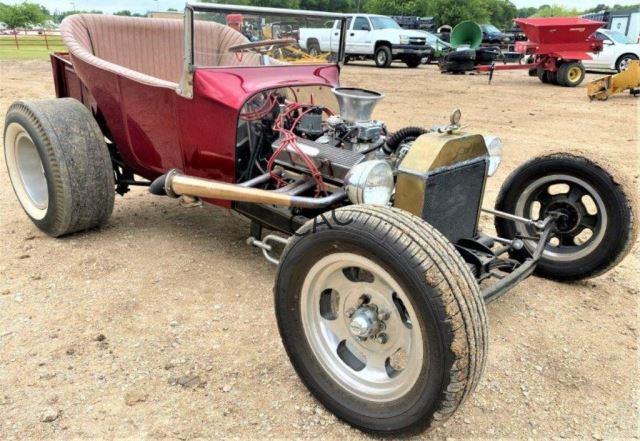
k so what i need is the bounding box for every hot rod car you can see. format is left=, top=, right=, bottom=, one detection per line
left=3, top=3, right=637, bottom=436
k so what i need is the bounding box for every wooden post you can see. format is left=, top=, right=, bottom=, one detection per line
left=43, top=29, right=50, bottom=50
left=14, top=31, right=19, bottom=50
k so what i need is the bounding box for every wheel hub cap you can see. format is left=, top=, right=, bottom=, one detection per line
left=349, top=306, right=380, bottom=339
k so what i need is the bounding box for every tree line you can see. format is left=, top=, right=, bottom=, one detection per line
left=1, top=1, right=639, bottom=30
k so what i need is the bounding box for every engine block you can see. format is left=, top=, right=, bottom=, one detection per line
left=271, top=137, right=366, bottom=182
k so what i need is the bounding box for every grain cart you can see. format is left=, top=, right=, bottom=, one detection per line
left=3, top=3, right=637, bottom=436
left=477, top=17, right=605, bottom=87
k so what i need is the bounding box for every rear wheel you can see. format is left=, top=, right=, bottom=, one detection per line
left=405, top=56, right=421, bottom=68
left=3, top=99, right=115, bottom=237
left=374, top=45, right=392, bottom=68
left=495, top=151, right=637, bottom=281
left=275, top=206, right=487, bottom=435
left=557, top=62, right=585, bottom=87
left=307, top=40, right=321, bottom=57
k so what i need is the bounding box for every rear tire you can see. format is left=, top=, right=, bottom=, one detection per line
left=275, top=206, right=487, bottom=435
left=374, top=45, right=392, bottom=68
left=405, top=56, right=421, bottom=68
left=3, top=99, right=115, bottom=237
left=307, top=40, right=321, bottom=57
left=557, top=62, right=585, bottom=87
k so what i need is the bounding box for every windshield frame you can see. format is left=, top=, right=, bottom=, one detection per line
left=370, top=16, right=401, bottom=30
left=179, top=3, right=348, bottom=98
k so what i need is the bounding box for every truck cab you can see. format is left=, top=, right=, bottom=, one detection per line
left=300, top=14, right=433, bottom=68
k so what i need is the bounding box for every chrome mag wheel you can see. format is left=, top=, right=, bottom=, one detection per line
left=301, top=253, right=423, bottom=402
left=4, top=122, right=49, bottom=220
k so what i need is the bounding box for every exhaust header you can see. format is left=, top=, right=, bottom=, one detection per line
left=149, top=169, right=346, bottom=209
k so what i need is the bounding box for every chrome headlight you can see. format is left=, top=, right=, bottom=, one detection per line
left=346, top=160, right=394, bottom=205
left=483, top=135, right=503, bottom=177
left=399, top=35, right=411, bottom=45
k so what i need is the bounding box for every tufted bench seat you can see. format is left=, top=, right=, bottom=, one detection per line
left=60, top=14, right=259, bottom=89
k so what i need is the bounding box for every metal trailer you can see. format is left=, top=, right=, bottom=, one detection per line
left=477, top=17, right=604, bottom=87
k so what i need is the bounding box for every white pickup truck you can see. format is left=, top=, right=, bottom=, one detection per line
left=299, top=14, right=434, bottom=68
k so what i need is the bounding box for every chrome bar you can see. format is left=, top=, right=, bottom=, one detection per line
left=482, top=207, right=546, bottom=229
left=188, top=2, right=347, bottom=19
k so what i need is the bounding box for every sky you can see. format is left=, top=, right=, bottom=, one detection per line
left=20, top=0, right=640, bottom=15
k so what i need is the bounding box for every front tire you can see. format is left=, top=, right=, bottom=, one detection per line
left=495, top=151, right=637, bottom=281
left=374, top=45, right=392, bottom=68
left=3, top=99, right=115, bottom=237
left=616, top=54, right=638, bottom=72
left=275, top=206, right=487, bottom=435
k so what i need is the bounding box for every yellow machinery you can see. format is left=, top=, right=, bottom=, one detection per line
left=587, top=60, right=640, bottom=101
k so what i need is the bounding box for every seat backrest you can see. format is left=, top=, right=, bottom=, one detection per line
left=61, top=14, right=259, bottom=86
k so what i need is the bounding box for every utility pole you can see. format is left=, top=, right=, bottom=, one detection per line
left=70, top=2, right=76, bottom=12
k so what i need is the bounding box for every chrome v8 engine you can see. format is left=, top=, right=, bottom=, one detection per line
left=271, top=87, right=387, bottom=182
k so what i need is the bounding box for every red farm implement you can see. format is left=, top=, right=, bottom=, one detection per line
left=478, top=17, right=605, bottom=87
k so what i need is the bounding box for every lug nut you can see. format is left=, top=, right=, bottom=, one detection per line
left=377, top=311, right=390, bottom=321
left=376, top=333, right=388, bottom=344
left=346, top=308, right=356, bottom=318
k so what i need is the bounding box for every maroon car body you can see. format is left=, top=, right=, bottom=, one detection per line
left=52, top=53, right=339, bottom=207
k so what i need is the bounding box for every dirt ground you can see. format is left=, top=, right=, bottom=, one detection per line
left=0, top=59, right=638, bottom=440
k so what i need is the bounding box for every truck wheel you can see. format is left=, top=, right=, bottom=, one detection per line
left=405, top=56, right=421, bottom=68
left=557, top=62, right=585, bottom=87
left=374, top=46, right=392, bottom=68
left=495, top=151, right=637, bottom=281
left=275, top=206, right=487, bottom=435
left=3, top=99, right=115, bottom=237
left=307, top=40, right=321, bottom=57
left=616, top=54, right=638, bottom=72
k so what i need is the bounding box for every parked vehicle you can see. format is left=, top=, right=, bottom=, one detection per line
left=504, top=23, right=527, bottom=43
left=392, top=15, right=436, bottom=32
left=299, top=14, right=433, bottom=68
left=480, top=23, right=512, bottom=45
left=4, top=3, right=637, bottom=436
left=584, top=28, right=640, bottom=72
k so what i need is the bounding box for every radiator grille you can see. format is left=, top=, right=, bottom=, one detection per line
left=421, top=158, right=488, bottom=243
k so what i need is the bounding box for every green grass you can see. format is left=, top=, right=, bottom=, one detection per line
left=0, top=35, right=67, bottom=60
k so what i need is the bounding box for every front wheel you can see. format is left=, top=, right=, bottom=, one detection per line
left=374, top=46, right=392, bottom=68
left=275, top=206, right=487, bottom=435
left=495, top=151, right=637, bottom=281
left=616, top=54, right=638, bottom=72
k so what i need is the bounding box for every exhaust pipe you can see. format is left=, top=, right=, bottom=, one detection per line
left=149, top=169, right=346, bottom=209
